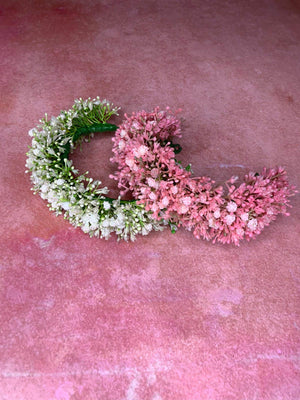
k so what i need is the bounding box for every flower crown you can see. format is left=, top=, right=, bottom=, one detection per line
left=26, top=98, right=296, bottom=244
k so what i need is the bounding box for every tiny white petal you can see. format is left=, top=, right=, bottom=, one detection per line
left=182, top=196, right=192, bottom=206
left=214, top=209, right=221, bottom=219
left=161, top=196, right=169, bottom=207
left=247, top=219, right=258, bottom=231
left=240, top=212, right=249, bottom=222
left=61, top=202, right=70, bottom=210
left=118, top=140, right=125, bottom=150
left=226, top=201, right=237, bottom=213
left=103, top=201, right=111, bottom=210
left=225, top=214, right=236, bottom=226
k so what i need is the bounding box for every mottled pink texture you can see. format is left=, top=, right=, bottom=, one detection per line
left=0, top=0, right=300, bottom=399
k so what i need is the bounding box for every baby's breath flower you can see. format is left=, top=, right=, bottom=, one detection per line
left=26, top=98, right=164, bottom=240
left=103, top=201, right=111, bottom=210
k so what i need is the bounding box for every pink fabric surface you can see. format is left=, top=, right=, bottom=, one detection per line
left=0, top=0, right=299, bottom=399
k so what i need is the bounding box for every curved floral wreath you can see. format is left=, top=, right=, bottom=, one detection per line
left=26, top=98, right=164, bottom=240
left=110, top=108, right=296, bottom=245
left=26, top=97, right=296, bottom=244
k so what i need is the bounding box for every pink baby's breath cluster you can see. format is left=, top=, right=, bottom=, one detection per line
left=110, top=108, right=296, bottom=245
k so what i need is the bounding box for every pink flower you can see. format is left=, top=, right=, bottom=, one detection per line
left=151, top=168, right=159, bottom=178
left=110, top=108, right=296, bottom=245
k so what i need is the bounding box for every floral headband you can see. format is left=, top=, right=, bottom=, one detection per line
left=26, top=98, right=296, bottom=245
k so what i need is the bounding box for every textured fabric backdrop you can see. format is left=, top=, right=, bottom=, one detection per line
left=0, top=0, right=299, bottom=399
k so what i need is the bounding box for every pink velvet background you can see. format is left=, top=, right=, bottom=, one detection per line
left=1, top=0, right=300, bottom=399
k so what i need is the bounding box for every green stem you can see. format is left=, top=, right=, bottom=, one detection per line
left=61, top=123, right=118, bottom=160
left=73, top=123, right=118, bottom=142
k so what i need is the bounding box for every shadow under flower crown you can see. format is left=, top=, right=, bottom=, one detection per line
left=26, top=97, right=296, bottom=244
left=110, top=107, right=297, bottom=245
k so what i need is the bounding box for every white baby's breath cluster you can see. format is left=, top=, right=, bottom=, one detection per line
left=25, top=97, right=164, bottom=240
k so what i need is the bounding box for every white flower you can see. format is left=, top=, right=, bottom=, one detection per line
left=40, top=183, right=50, bottom=193
left=61, top=202, right=70, bottom=210
left=55, top=179, right=65, bottom=186
left=133, top=145, right=148, bottom=157
left=116, top=211, right=125, bottom=223
left=125, top=158, right=135, bottom=169
left=179, top=205, right=189, bottom=214
left=161, top=196, right=169, bottom=207
left=209, top=218, right=218, bottom=229
left=50, top=116, right=57, bottom=126
left=247, top=219, right=258, bottom=231
left=28, top=128, right=36, bottom=137
left=240, top=212, right=249, bottom=222
left=132, top=121, right=140, bottom=130
left=149, top=192, right=157, bottom=201
left=101, top=219, right=110, bottom=228
left=103, top=201, right=111, bottom=210
left=225, top=214, right=236, bottom=226
left=47, top=190, right=57, bottom=202
left=109, top=217, right=117, bottom=227
left=171, top=186, right=178, bottom=195
left=25, top=158, right=33, bottom=169
left=81, top=224, right=90, bottom=233
left=226, top=201, right=237, bottom=213
left=118, top=140, right=125, bottom=150
left=82, top=212, right=99, bottom=230
left=142, top=225, right=152, bottom=235
left=147, top=177, right=159, bottom=189
left=214, top=209, right=221, bottom=219
left=182, top=196, right=192, bottom=206
left=119, top=129, right=127, bottom=138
